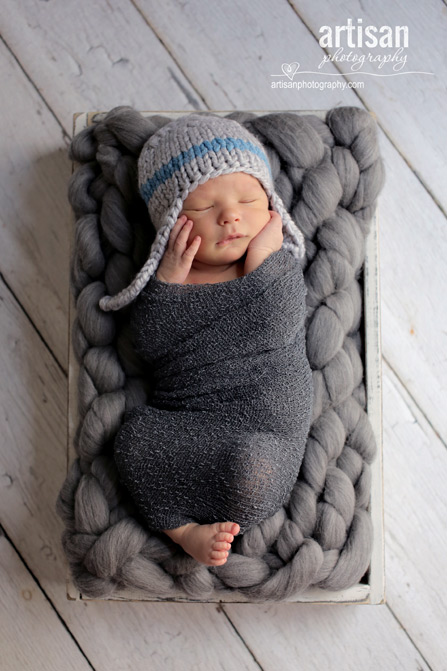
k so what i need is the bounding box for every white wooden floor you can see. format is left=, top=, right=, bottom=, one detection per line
left=1, top=1, right=446, bottom=669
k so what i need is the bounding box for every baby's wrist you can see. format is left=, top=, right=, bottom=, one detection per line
left=155, top=270, right=169, bottom=283
left=244, top=248, right=272, bottom=274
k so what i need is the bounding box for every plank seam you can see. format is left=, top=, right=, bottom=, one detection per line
left=129, top=0, right=209, bottom=110
left=384, top=599, right=435, bottom=671
left=0, top=35, right=71, bottom=143
left=382, top=355, right=446, bottom=450
left=0, top=271, right=67, bottom=378
left=0, top=523, right=96, bottom=671
left=219, top=605, right=266, bottom=670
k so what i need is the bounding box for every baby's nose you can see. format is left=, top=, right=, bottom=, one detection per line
left=219, top=208, right=240, bottom=225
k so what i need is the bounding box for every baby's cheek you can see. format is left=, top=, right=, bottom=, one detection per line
left=259, top=206, right=271, bottom=223
left=255, top=209, right=271, bottom=232
left=187, top=223, right=205, bottom=249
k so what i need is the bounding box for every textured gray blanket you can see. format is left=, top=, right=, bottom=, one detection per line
left=56, top=106, right=384, bottom=602
left=114, top=247, right=313, bottom=533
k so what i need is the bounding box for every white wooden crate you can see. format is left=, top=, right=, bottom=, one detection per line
left=65, top=110, right=385, bottom=604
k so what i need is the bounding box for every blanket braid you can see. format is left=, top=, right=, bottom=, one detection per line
left=56, top=106, right=384, bottom=601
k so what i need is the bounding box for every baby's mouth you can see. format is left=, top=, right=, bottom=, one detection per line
left=217, top=234, right=245, bottom=246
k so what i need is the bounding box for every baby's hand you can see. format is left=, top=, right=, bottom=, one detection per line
left=247, top=210, right=283, bottom=255
left=156, top=215, right=201, bottom=283
left=244, top=211, right=283, bottom=274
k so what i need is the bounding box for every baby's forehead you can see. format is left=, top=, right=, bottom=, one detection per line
left=188, top=172, right=265, bottom=198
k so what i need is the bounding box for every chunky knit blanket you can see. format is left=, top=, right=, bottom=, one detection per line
left=56, top=106, right=384, bottom=602
left=114, top=247, right=312, bottom=534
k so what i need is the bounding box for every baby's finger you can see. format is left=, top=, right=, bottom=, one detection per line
left=167, top=215, right=188, bottom=250
left=268, top=210, right=283, bottom=226
left=173, top=219, right=194, bottom=254
left=182, top=236, right=201, bottom=262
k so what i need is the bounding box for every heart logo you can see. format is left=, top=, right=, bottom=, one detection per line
left=281, top=62, right=300, bottom=80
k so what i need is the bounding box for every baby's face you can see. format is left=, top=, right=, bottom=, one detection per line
left=180, top=172, right=271, bottom=267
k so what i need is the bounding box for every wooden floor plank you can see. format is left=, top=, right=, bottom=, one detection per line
left=0, top=38, right=70, bottom=369
left=223, top=602, right=431, bottom=671
left=1, top=0, right=205, bottom=133
left=0, top=531, right=93, bottom=671
left=382, top=360, right=447, bottom=671
left=135, top=0, right=363, bottom=110
left=378, top=130, right=447, bottom=445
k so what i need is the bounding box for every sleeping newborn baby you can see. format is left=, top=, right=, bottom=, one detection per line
left=99, top=114, right=313, bottom=567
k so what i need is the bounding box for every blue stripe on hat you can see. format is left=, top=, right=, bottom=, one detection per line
left=140, top=136, right=271, bottom=204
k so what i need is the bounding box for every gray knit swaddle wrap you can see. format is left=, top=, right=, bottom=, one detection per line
left=113, top=248, right=312, bottom=533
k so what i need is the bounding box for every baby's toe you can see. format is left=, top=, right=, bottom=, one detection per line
left=210, top=557, right=228, bottom=567
left=213, top=540, right=231, bottom=551
left=215, top=532, right=234, bottom=544
left=219, top=522, right=240, bottom=536
left=210, top=549, right=229, bottom=559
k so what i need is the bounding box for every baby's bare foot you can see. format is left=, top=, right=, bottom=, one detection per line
left=173, top=521, right=240, bottom=566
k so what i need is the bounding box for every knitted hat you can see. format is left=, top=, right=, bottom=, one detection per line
left=99, top=113, right=306, bottom=311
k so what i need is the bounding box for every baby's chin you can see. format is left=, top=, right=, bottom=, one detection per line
left=215, top=242, right=250, bottom=262
left=194, top=239, right=248, bottom=265
left=219, top=237, right=251, bottom=251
